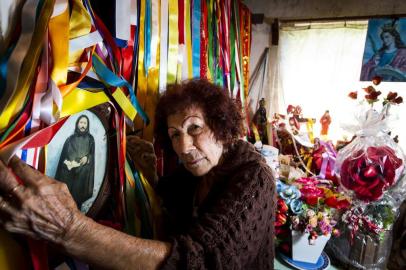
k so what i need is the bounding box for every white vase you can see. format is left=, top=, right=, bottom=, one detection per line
left=291, top=230, right=331, bottom=263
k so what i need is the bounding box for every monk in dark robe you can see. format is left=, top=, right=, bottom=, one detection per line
left=55, top=115, right=95, bottom=209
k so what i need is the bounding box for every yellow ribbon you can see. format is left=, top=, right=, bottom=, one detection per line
left=144, top=68, right=159, bottom=141
left=143, top=1, right=160, bottom=142
left=49, top=1, right=69, bottom=86
left=306, top=118, right=315, bottom=143
left=167, top=0, right=178, bottom=84
left=112, top=88, right=138, bottom=121
left=61, top=88, right=109, bottom=117
left=134, top=0, right=148, bottom=132
left=185, top=0, right=193, bottom=79
left=68, top=0, right=92, bottom=64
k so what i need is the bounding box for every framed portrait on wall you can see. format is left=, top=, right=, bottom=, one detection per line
left=360, top=18, right=406, bottom=82
left=46, top=103, right=114, bottom=217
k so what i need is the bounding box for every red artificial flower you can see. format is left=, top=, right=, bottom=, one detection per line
left=372, top=76, right=382, bottom=85
left=382, top=92, right=403, bottom=105
left=386, top=91, right=398, bottom=101
left=340, top=146, right=403, bottom=202
left=394, top=96, right=403, bottom=104
left=275, top=213, right=288, bottom=227
left=287, top=105, right=295, bottom=113
left=299, top=185, right=324, bottom=206
left=325, top=196, right=350, bottom=209
left=348, top=91, right=358, bottom=99
left=277, top=198, right=289, bottom=213
left=363, top=86, right=375, bottom=94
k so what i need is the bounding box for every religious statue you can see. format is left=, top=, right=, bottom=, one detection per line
left=320, top=110, right=331, bottom=137
left=253, top=98, right=268, bottom=144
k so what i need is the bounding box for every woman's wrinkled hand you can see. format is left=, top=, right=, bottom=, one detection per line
left=127, top=135, right=158, bottom=186
left=0, top=156, right=83, bottom=245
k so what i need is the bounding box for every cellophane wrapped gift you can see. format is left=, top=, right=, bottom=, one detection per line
left=328, top=196, right=398, bottom=269
left=328, top=87, right=406, bottom=269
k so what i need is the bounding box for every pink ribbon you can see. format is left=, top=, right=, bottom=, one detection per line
left=318, top=140, right=337, bottom=179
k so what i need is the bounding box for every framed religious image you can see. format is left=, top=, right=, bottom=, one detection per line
left=45, top=103, right=113, bottom=217
left=360, top=18, right=406, bottom=82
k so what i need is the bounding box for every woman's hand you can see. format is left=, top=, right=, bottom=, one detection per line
left=0, top=156, right=171, bottom=269
left=127, top=135, right=158, bottom=187
left=0, top=156, right=83, bottom=245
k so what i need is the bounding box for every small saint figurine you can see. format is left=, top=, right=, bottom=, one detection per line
left=253, top=98, right=268, bottom=144
left=320, top=110, right=331, bottom=137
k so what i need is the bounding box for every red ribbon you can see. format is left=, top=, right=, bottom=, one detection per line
left=178, top=0, right=185, bottom=44
left=21, top=117, right=68, bottom=149
left=200, top=0, right=208, bottom=79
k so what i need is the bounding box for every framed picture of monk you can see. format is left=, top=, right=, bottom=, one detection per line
left=46, top=104, right=112, bottom=217
left=360, top=18, right=406, bottom=82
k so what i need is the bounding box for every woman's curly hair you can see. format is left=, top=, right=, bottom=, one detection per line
left=154, top=79, right=245, bottom=152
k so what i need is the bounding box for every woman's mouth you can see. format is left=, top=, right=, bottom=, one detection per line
left=186, top=158, right=205, bottom=166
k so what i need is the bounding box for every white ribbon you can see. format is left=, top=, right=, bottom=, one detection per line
left=159, top=0, right=168, bottom=92
left=115, top=0, right=131, bottom=41
left=51, top=0, right=68, bottom=18
left=69, top=30, right=103, bottom=53
left=150, top=0, right=159, bottom=67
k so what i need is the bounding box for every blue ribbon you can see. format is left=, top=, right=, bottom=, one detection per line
left=0, top=46, right=14, bottom=99
left=132, top=0, right=141, bottom=93
left=114, top=37, right=128, bottom=48
left=20, top=119, right=32, bottom=162
left=77, top=80, right=105, bottom=90
left=144, top=0, right=151, bottom=75
left=92, top=54, right=149, bottom=124
left=192, top=0, right=201, bottom=78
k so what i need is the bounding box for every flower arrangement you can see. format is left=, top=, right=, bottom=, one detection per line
left=276, top=178, right=350, bottom=246
left=328, top=77, right=405, bottom=269
left=338, top=76, right=404, bottom=202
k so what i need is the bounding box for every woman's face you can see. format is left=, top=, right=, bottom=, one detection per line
left=167, top=106, right=224, bottom=176
left=382, top=32, right=395, bottom=48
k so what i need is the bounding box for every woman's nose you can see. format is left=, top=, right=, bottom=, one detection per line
left=178, top=134, right=195, bottom=154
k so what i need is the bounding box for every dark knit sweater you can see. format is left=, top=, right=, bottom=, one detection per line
left=156, top=140, right=275, bottom=269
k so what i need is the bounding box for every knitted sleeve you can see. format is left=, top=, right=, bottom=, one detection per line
left=160, top=164, right=275, bottom=270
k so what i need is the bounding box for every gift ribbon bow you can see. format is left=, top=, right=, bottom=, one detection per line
left=344, top=207, right=383, bottom=244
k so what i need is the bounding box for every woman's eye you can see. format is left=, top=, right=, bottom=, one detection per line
left=189, top=125, right=202, bottom=135
left=170, top=133, right=180, bottom=140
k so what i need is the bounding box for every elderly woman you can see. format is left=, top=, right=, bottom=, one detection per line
left=0, top=79, right=275, bottom=269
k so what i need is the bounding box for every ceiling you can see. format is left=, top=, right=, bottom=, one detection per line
left=243, top=0, right=406, bottom=21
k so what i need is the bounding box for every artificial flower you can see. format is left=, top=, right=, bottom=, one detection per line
left=363, top=85, right=375, bottom=94
left=290, top=199, right=304, bottom=215
left=365, top=90, right=382, bottom=104
left=372, top=76, right=382, bottom=85
left=340, top=146, right=403, bottom=202
left=348, top=91, right=358, bottom=99
left=394, top=96, right=403, bottom=104
left=277, top=181, right=301, bottom=204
